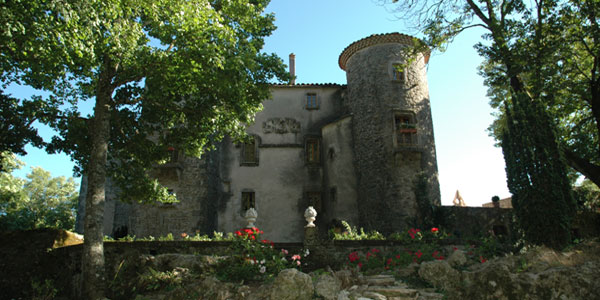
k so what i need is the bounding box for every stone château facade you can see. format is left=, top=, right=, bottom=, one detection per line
left=76, top=33, right=441, bottom=242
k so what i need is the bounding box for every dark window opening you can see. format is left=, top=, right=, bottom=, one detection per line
left=242, top=192, right=255, bottom=212
left=306, top=138, right=320, bottom=163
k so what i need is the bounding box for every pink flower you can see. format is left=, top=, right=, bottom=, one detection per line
left=281, top=249, right=288, bottom=255
left=181, top=232, right=188, bottom=238
left=292, top=254, right=301, bottom=261
left=296, top=260, right=301, bottom=266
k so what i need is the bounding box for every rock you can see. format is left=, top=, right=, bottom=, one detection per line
left=446, top=249, right=467, bottom=267
left=270, top=268, right=314, bottom=300
left=418, top=260, right=460, bottom=291
left=334, top=269, right=356, bottom=288
left=337, top=290, right=351, bottom=300
left=366, top=286, right=418, bottom=298
left=314, top=273, right=342, bottom=300
left=364, top=274, right=396, bottom=286
left=362, top=291, right=387, bottom=300
left=395, top=263, right=419, bottom=277
left=417, top=291, right=445, bottom=300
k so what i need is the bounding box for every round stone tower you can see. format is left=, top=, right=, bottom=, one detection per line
left=339, top=33, right=440, bottom=233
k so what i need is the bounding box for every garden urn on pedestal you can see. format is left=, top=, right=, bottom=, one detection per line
left=304, top=206, right=317, bottom=228
left=245, top=207, right=258, bottom=228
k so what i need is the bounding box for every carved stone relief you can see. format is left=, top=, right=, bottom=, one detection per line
left=262, top=118, right=301, bottom=134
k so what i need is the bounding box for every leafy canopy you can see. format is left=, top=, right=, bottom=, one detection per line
left=2, top=0, right=288, bottom=203
left=0, top=152, right=78, bottom=231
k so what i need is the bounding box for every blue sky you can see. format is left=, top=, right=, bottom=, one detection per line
left=9, top=0, right=511, bottom=206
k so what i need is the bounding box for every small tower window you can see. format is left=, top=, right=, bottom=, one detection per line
left=242, top=191, right=255, bottom=212
left=306, top=93, right=318, bottom=109
left=395, top=114, right=418, bottom=146
left=391, top=63, right=405, bottom=82
left=306, top=138, right=321, bottom=163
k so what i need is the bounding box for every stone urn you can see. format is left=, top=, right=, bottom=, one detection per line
left=304, top=206, right=317, bottom=228
left=245, top=207, right=258, bottom=228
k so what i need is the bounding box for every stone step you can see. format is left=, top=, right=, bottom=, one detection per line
left=364, top=275, right=396, bottom=286
left=366, top=286, right=418, bottom=298
left=416, top=291, right=445, bottom=300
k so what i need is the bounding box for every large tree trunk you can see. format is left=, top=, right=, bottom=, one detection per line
left=82, top=67, right=114, bottom=300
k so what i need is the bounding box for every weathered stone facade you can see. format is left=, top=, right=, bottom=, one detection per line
left=76, top=33, right=441, bottom=242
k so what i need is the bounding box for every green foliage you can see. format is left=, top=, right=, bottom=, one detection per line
left=0, top=94, right=44, bottom=170
left=0, top=153, right=78, bottom=231
left=137, top=267, right=184, bottom=293
left=31, top=279, right=58, bottom=300
left=330, top=220, right=385, bottom=241
left=215, top=227, right=305, bottom=283
left=502, top=94, right=575, bottom=249
left=574, top=179, right=600, bottom=211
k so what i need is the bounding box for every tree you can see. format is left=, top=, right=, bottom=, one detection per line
left=388, top=0, right=576, bottom=248
left=0, top=152, right=78, bottom=231
left=2, top=1, right=288, bottom=298
left=0, top=93, right=44, bottom=171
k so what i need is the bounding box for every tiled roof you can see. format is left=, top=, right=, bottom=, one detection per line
left=338, top=33, right=430, bottom=70
left=271, top=83, right=346, bottom=88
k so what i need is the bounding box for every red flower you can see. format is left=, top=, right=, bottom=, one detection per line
left=415, top=250, right=423, bottom=259
left=386, top=258, right=393, bottom=265
left=371, top=248, right=380, bottom=253
left=480, top=256, right=487, bottom=263
left=358, top=262, right=363, bottom=268
left=432, top=251, right=439, bottom=257
left=235, top=230, right=242, bottom=236
left=396, top=254, right=402, bottom=259
left=453, top=247, right=458, bottom=251
left=436, top=256, right=445, bottom=260
left=431, top=227, right=439, bottom=233
left=348, top=252, right=359, bottom=263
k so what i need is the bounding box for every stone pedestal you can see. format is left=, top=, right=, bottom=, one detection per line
left=304, top=226, right=319, bottom=247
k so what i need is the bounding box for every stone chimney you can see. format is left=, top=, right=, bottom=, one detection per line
left=289, top=53, right=296, bottom=85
